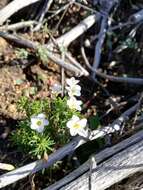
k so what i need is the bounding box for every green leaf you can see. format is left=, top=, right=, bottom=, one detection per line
left=88, top=114, right=100, bottom=130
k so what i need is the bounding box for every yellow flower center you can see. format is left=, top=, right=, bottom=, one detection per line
left=73, top=123, right=81, bottom=129
left=36, top=120, right=42, bottom=126
left=70, top=104, right=75, bottom=109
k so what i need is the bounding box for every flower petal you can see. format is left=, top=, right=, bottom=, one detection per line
left=37, top=113, right=46, bottom=118
left=71, top=115, right=80, bottom=122
left=78, top=128, right=88, bottom=137
left=66, top=120, right=74, bottom=129
left=66, top=77, right=79, bottom=86
left=70, top=128, right=78, bottom=136
left=43, top=119, right=49, bottom=126
left=31, top=117, right=37, bottom=124
left=51, top=83, right=62, bottom=94
left=36, top=126, right=44, bottom=133
left=30, top=124, right=37, bottom=130
left=77, top=118, right=87, bottom=129
left=67, top=97, right=82, bottom=111
left=67, top=85, right=81, bottom=97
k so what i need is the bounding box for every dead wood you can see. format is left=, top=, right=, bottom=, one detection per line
left=0, top=0, right=41, bottom=25
left=57, top=131, right=143, bottom=190
left=44, top=128, right=143, bottom=190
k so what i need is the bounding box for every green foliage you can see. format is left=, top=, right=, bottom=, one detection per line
left=12, top=96, right=80, bottom=158
left=15, top=48, right=29, bottom=59
left=37, top=45, right=50, bottom=63
left=49, top=97, right=80, bottom=144
left=28, top=135, right=54, bottom=157
left=17, top=96, right=50, bottom=118
left=11, top=120, right=54, bottom=158
left=88, top=114, right=100, bottom=130
left=120, top=37, right=138, bottom=49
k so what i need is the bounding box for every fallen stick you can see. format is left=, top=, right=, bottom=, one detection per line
left=82, top=45, right=143, bottom=85
left=0, top=103, right=137, bottom=188
left=92, top=15, right=108, bottom=78
left=0, top=20, right=37, bottom=31
left=0, top=13, right=98, bottom=75
left=91, top=0, right=119, bottom=78
left=0, top=0, right=41, bottom=25
left=33, top=0, right=54, bottom=31
left=94, top=70, right=143, bottom=85
left=129, top=9, right=143, bottom=23
left=50, top=14, right=97, bottom=48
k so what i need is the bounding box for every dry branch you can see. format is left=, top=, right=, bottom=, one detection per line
left=0, top=13, right=98, bottom=75
left=0, top=0, right=40, bottom=25
left=33, top=0, right=54, bottom=31
left=91, top=0, right=119, bottom=78
left=0, top=20, right=36, bottom=31
left=1, top=30, right=143, bottom=85
left=54, top=14, right=97, bottom=47
left=82, top=46, right=143, bottom=85
left=129, top=9, right=143, bottom=23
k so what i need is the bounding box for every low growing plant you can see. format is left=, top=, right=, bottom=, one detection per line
left=11, top=77, right=89, bottom=159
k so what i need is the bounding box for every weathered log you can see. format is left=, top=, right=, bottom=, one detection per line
left=44, top=128, right=143, bottom=190
left=57, top=131, right=143, bottom=190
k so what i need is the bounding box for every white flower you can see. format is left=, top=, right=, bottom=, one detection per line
left=66, top=77, right=79, bottom=86
left=66, top=77, right=81, bottom=97
left=30, top=113, right=49, bottom=133
left=67, top=97, right=82, bottom=111
left=66, top=85, right=81, bottom=97
left=50, top=83, right=62, bottom=95
left=67, top=115, right=88, bottom=137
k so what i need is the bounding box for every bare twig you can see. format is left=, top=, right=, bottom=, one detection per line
left=92, top=0, right=119, bottom=78
left=33, top=0, right=54, bottom=31
left=53, top=3, right=69, bottom=32
left=95, top=70, right=143, bottom=85
left=73, top=1, right=98, bottom=14
left=81, top=44, right=143, bottom=85
left=0, top=20, right=37, bottom=31
left=92, top=15, right=108, bottom=78
left=47, top=3, right=72, bottom=21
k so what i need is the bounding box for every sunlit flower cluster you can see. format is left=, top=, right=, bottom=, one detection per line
left=67, top=97, right=82, bottom=111
left=66, top=77, right=82, bottom=111
left=29, top=77, right=88, bottom=138
left=66, top=77, right=88, bottom=137
left=66, top=77, right=81, bottom=97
